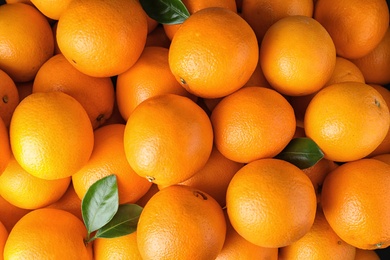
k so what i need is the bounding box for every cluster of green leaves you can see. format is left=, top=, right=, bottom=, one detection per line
left=81, top=175, right=143, bottom=244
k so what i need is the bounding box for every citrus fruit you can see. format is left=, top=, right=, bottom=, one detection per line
left=355, top=249, right=381, bottom=260
left=325, top=56, right=366, bottom=87
left=321, top=158, right=390, bottom=249
left=304, top=82, right=390, bottom=162
left=0, top=118, right=10, bottom=175
left=124, top=94, right=213, bottom=186
left=0, top=220, right=8, bottom=260
left=169, top=7, right=258, bottom=98
left=260, top=15, right=336, bottom=96
left=137, top=185, right=226, bottom=259
left=30, top=0, right=72, bottom=19
left=0, top=3, right=54, bottom=82
left=10, top=91, right=94, bottom=180
left=56, top=0, right=148, bottom=77
left=211, top=86, right=296, bottom=163
left=0, top=195, right=30, bottom=233
left=94, top=231, right=142, bottom=260
left=226, top=158, right=317, bottom=248
left=0, top=69, right=19, bottom=127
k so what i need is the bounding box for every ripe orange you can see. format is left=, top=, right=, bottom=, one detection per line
left=30, top=0, right=72, bottom=19
left=321, top=158, right=390, bottom=249
left=279, top=208, right=356, bottom=259
left=0, top=3, right=54, bottom=82
left=10, top=91, right=94, bottom=180
left=33, top=53, right=115, bottom=129
left=304, top=82, right=390, bottom=162
left=93, top=231, right=142, bottom=260
left=0, top=195, right=30, bottom=233
left=0, top=69, right=19, bottom=127
left=354, top=249, right=380, bottom=260
left=226, top=158, right=317, bottom=248
left=137, top=185, right=226, bottom=259
left=241, top=0, right=314, bottom=40
left=3, top=208, right=92, bottom=259
left=0, top=118, right=10, bottom=175
left=56, top=0, right=148, bottom=77
left=0, top=156, right=71, bottom=210
left=144, top=25, right=171, bottom=49
left=15, top=81, right=33, bottom=103
left=260, top=15, right=336, bottom=96
left=351, top=27, right=390, bottom=85
left=116, top=46, right=194, bottom=120
left=0, top=220, right=7, bottom=260
left=325, top=56, right=366, bottom=87
left=242, top=55, right=272, bottom=89
left=72, top=124, right=152, bottom=204
left=169, top=7, right=258, bottom=98
left=211, top=86, right=296, bottom=163
left=124, top=94, right=213, bottom=186
left=314, top=0, right=389, bottom=59
left=372, top=153, right=390, bottom=165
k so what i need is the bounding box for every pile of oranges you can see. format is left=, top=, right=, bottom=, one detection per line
left=0, top=0, right=390, bottom=259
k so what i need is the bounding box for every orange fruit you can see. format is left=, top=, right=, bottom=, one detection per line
left=169, top=7, right=258, bottom=98
left=321, top=158, right=390, bottom=249
left=0, top=118, right=10, bottom=175
left=226, top=158, right=317, bottom=248
left=93, top=231, right=142, bottom=260
left=0, top=195, right=30, bottom=233
left=116, top=46, right=194, bottom=120
left=0, top=156, right=71, bottom=210
left=216, top=210, right=279, bottom=260
left=325, top=56, right=366, bottom=87
left=56, top=0, right=148, bottom=77
left=241, top=0, right=314, bottom=41
left=0, top=69, right=19, bottom=127
left=137, top=185, right=226, bottom=259
left=15, top=81, right=33, bottom=102
left=30, top=0, right=72, bottom=19
left=372, top=153, right=390, bottom=165
left=314, top=0, right=389, bottom=59
left=72, top=124, right=152, bottom=204
left=0, top=220, right=7, bottom=260
left=0, top=3, right=54, bottom=82
left=354, top=249, right=380, bottom=260
left=211, top=86, right=296, bottom=163
left=160, top=146, right=244, bottom=207
left=124, top=94, right=213, bottom=186
left=3, top=208, right=92, bottom=259
left=279, top=208, right=356, bottom=259
left=260, top=15, right=336, bottom=96
left=10, top=91, right=94, bottom=180
left=135, top=183, right=160, bottom=208
left=144, top=24, right=171, bottom=49
left=351, top=27, right=390, bottom=85
left=33, top=53, right=115, bottom=129
left=304, top=82, right=390, bottom=162
left=242, top=54, right=272, bottom=89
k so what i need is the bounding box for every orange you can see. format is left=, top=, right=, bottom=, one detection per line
left=279, top=208, right=356, bottom=259
left=144, top=25, right=171, bottom=49
left=351, top=27, right=390, bottom=85
left=137, top=185, right=226, bottom=259
left=216, top=210, right=278, bottom=260
left=368, top=84, right=390, bottom=156
left=124, top=94, right=213, bottom=186
left=169, top=7, right=258, bottom=98
left=211, top=86, right=296, bottom=163
left=94, top=231, right=142, bottom=260
left=304, top=82, right=390, bottom=162
left=354, top=249, right=380, bottom=260
left=0, top=3, right=54, bottom=82
left=226, top=158, right=317, bottom=248
left=260, top=15, right=336, bottom=96
left=314, top=0, right=389, bottom=59
left=72, top=124, right=152, bottom=204
left=135, top=183, right=160, bottom=208
left=160, top=146, right=244, bottom=207
left=116, top=46, right=194, bottom=120
left=241, top=0, right=314, bottom=41
left=15, top=81, right=33, bottom=102
left=33, top=53, right=115, bottom=129
left=242, top=54, right=272, bottom=89
left=325, top=56, right=366, bottom=87
left=372, top=153, right=390, bottom=165
left=45, top=183, right=83, bottom=221
left=162, top=0, right=237, bottom=40
left=0, top=195, right=30, bottom=233
left=10, top=91, right=94, bottom=180
left=0, top=156, right=71, bottom=210
left=0, top=221, right=7, bottom=260
left=56, top=0, right=148, bottom=77
left=321, top=158, right=390, bottom=249
left=0, top=118, right=10, bottom=175
left=0, top=69, right=19, bottom=127
left=30, top=0, right=72, bottom=19
left=3, top=208, right=92, bottom=259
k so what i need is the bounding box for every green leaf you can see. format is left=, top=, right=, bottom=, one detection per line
left=81, top=175, right=119, bottom=234
left=139, top=0, right=190, bottom=25
left=275, top=137, right=324, bottom=169
left=94, top=204, right=143, bottom=239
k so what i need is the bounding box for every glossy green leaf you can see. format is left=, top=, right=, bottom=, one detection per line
left=81, top=175, right=119, bottom=234
left=139, top=0, right=190, bottom=24
left=275, top=137, right=324, bottom=169
left=95, top=204, right=143, bottom=239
